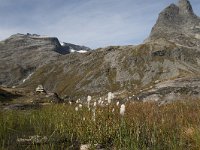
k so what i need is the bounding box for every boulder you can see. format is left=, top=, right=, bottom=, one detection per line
left=36, top=85, right=45, bottom=93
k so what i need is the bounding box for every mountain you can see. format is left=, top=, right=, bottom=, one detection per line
left=0, top=33, right=91, bottom=86
left=147, top=0, right=200, bottom=47
left=0, top=0, right=200, bottom=102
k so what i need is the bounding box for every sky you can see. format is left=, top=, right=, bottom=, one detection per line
left=0, top=0, right=200, bottom=48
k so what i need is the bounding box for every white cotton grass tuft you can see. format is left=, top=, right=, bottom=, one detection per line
left=69, top=101, right=72, bottom=105
left=108, top=92, right=114, bottom=104
left=87, top=95, right=92, bottom=108
left=98, top=99, right=102, bottom=104
left=112, top=108, right=115, bottom=113
left=75, top=107, right=79, bottom=111
left=94, top=102, right=97, bottom=107
left=87, top=96, right=92, bottom=103
left=120, top=104, right=125, bottom=116
left=100, top=101, right=104, bottom=106
left=79, top=104, right=83, bottom=109
left=116, top=101, right=119, bottom=106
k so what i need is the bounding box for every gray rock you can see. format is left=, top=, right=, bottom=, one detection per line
left=36, top=85, right=45, bottom=93
left=136, top=77, right=200, bottom=102
left=146, top=0, right=200, bottom=48
left=17, top=135, right=48, bottom=145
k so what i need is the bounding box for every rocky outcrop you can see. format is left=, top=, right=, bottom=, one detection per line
left=0, top=87, right=22, bottom=102
left=178, top=0, right=194, bottom=15
left=35, top=85, right=46, bottom=93
left=147, top=0, right=200, bottom=47
left=135, top=77, right=200, bottom=103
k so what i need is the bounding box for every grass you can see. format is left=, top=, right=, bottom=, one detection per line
left=1, top=99, right=200, bottom=149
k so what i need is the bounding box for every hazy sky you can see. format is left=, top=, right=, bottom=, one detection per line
left=0, top=0, right=200, bottom=48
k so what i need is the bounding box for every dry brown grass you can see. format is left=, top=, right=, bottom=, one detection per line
left=1, top=99, right=200, bottom=149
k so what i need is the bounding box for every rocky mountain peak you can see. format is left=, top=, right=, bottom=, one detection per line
left=146, top=0, right=200, bottom=47
left=178, top=0, right=194, bottom=15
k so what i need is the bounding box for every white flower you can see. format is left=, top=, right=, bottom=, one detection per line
left=100, top=101, right=104, bottom=106
left=108, top=92, right=112, bottom=104
left=116, top=101, right=119, bottom=106
left=94, top=102, right=97, bottom=107
left=83, top=117, right=86, bottom=121
left=112, top=108, right=115, bottom=113
left=108, top=92, right=114, bottom=104
left=87, top=95, right=92, bottom=108
left=69, top=101, right=72, bottom=105
left=87, top=96, right=92, bottom=103
left=120, top=104, right=125, bottom=116
left=98, top=99, right=102, bottom=104
left=79, top=104, right=83, bottom=109
left=75, top=107, right=79, bottom=111
left=108, top=99, right=111, bottom=104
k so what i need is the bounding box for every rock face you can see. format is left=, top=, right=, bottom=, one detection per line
left=0, top=87, right=22, bottom=102
left=0, top=33, right=91, bottom=86
left=0, top=0, right=200, bottom=102
left=178, top=0, right=194, bottom=15
left=136, top=77, right=200, bottom=103
left=147, top=0, right=200, bottom=47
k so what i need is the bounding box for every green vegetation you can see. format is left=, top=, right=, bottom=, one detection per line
left=1, top=99, right=200, bottom=149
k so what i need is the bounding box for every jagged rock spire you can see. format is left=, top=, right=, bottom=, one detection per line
left=178, top=0, right=194, bottom=15
left=146, top=0, right=200, bottom=45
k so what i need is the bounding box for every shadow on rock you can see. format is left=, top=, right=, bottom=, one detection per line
left=0, top=88, right=22, bottom=102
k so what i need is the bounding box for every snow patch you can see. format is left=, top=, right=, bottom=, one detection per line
left=70, top=49, right=76, bottom=53
left=22, top=73, right=34, bottom=83
left=59, top=41, right=65, bottom=46
left=70, top=49, right=88, bottom=53
left=77, top=50, right=88, bottom=53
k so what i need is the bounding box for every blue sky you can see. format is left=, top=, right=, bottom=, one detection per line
left=0, top=0, right=200, bottom=48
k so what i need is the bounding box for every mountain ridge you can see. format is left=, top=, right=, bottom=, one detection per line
left=0, top=33, right=91, bottom=86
